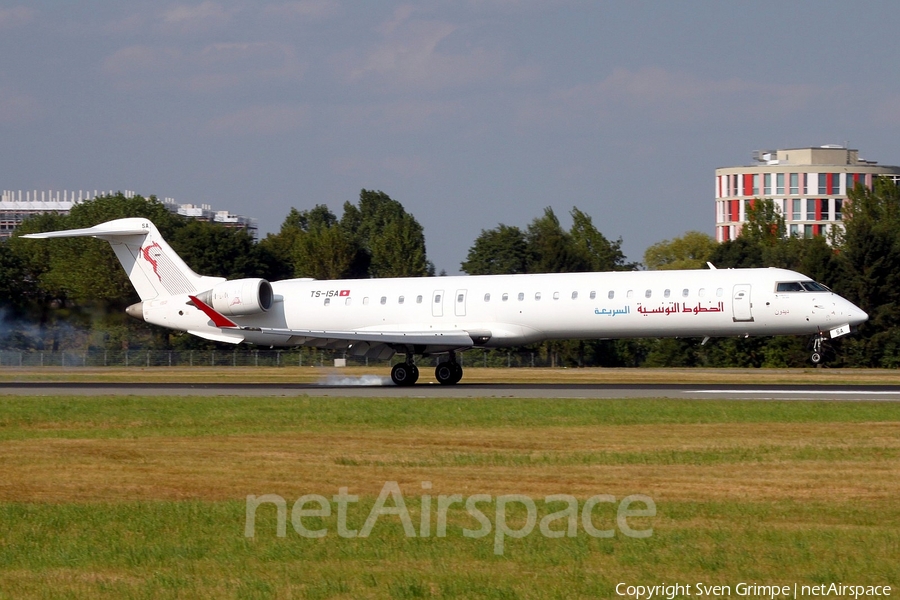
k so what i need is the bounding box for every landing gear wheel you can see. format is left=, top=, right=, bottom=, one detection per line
left=809, top=333, right=829, bottom=366
left=391, top=363, right=418, bottom=386
left=435, top=361, right=462, bottom=385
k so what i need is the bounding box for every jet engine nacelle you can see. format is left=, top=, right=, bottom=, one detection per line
left=195, top=278, right=273, bottom=316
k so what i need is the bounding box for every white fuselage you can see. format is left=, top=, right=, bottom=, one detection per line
left=142, top=267, right=867, bottom=350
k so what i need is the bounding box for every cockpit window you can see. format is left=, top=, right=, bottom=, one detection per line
left=777, top=281, right=831, bottom=292
left=776, top=282, right=804, bottom=292
left=800, top=281, right=830, bottom=292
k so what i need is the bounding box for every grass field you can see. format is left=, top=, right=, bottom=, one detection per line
left=0, top=394, right=898, bottom=598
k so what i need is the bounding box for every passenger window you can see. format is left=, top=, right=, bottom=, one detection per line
left=324, top=298, right=330, bottom=306
left=590, top=291, right=596, bottom=300
left=345, top=298, right=351, bottom=306
left=535, top=292, right=542, bottom=301
left=664, top=289, right=671, bottom=298
left=502, top=293, right=509, bottom=301
left=716, top=288, right=723, bottom=297
left=699, top=288, right=706, bottom=297
left=645, top=289, right=652, bottom=298
left=399, top=296, right=404, bottom=304
left=457, top=294, right=464, bottom=303
left=518, top=293, right=524, bottom=301
left=571, top=291, right=578, bottom=299
left=682, top=289, right=689, bottom=297
left=627, top=290, right=634, bottom=299
left=484, top=293, right=490, bottom=302
left=435, top=294, right=441, bottom=303
left=608, top=291, right=614, bottom=299
left=380, top=296, right=387, bottom=305
left=553, top=292, right=560, bottom=300
left=363, top=297, right=369, bottom=305
left=416, top=295, right=423, bottom=303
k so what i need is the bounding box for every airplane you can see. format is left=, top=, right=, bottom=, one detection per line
left=24, top=218, right=868, bottom=385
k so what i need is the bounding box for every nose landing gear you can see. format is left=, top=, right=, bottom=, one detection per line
left=810, top=332, right=830, bottom=365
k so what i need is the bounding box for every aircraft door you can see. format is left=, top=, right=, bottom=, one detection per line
left=432, top=290, right=444, bottom=317
left=455, top=289, right=467, bottom=317
left=732, top=284, right=754, bottom=322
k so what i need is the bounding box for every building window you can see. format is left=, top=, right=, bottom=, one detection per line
left=835, top=199, right=843, bottom=221
left=764, top=173, right=772, bottom=195
left=790, top=224, right=799, bottom=237
left=752, top=174, right=760, bottom=195
left=776, top=173, right=784, bottom=195
left=806, top=199, right=816, bottom=220
left=789, top=173, right=798, bottom=195
left=818, top=173, right=827, bottom=195
left=804, top=224, right=813, bottom=238
left=792, top=199, right=801, bottom=221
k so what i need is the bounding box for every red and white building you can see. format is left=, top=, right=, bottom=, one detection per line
left=715, top=146, right=900, bottom=242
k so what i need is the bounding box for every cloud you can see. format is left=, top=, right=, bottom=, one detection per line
left=161, top=1, right=233, bottom=33
left=335, top=6, right=510, bottom=92
left=204, top=104, right=309, bottom=135
left=516, top=67, right=820, bottom=129
left=0, top=6, right=34, bottom=29
left=102, top=41, right=305, bottom=92
left=263, top=0, right=341, bottom=20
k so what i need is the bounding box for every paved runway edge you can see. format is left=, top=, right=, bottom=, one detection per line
left=2, top=382, right=900, bottom=400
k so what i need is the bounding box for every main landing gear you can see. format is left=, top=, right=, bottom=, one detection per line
left=390, top=352, right=463, bottom=386
left=390, top=359, right=419, bottom=386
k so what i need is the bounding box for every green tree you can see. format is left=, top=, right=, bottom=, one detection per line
left=460, top=225, right=528, bottom=275
left=644, top=231, right=717, bottom=270
left=569, top=208, right=636, bottom=271
left=832, top=177, right=900, bottom=366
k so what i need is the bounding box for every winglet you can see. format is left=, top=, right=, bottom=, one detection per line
left=189, top=295, right=239, bottom=328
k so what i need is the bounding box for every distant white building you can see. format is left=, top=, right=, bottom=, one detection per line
left=0, top=190, right=257, bottom=239
left=715, top=146, right=900, bottom=241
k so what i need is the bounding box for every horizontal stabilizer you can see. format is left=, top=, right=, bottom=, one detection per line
left=22, top=224, right=148, bottom=239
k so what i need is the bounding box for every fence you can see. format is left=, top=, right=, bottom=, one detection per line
left=0, top=349, right=546, bottom=369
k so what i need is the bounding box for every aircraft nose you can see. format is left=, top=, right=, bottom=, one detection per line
left=841, top=299, right=868, bottom=326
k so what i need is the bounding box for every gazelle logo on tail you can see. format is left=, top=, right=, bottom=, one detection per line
left=141, top=242, right=163, bottom=281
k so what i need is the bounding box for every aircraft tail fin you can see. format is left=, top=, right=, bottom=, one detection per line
left=22, top=218, right=225, bottom=301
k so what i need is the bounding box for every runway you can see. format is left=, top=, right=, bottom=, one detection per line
left=2, top=381, right=900, bottom=400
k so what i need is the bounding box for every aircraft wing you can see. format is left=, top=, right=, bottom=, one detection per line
left=187, top=294, right=485, bottom=353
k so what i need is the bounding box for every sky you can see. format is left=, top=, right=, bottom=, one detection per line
left=3, top=1, right=900, bottom=275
